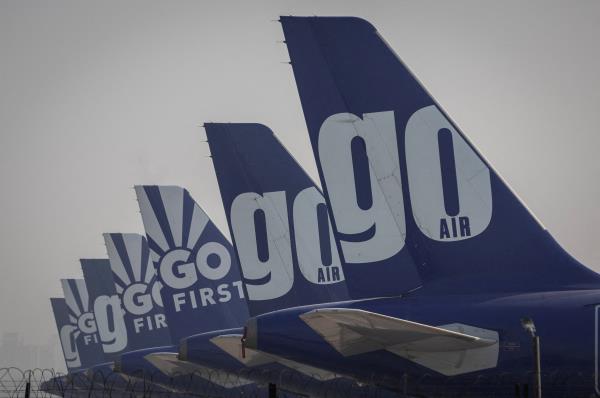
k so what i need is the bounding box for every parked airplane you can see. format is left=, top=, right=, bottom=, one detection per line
left=133, top=185, right=249, bottom=341
left=59, top=279, right=106, bottom=369
left=133, top=183, right=349, bottom=397
left=124, top=187, right=263, bottom=395
left=80, top=257, right=163, bottom=396
left=243, top=16, right=600, bottom=397
left=50, top=297, right=85, bottom=372
left=80, top=259, right=125, bottom=359
left=101, top=232, right=254, bottom=396
left=175, top=122, right=396, bottom=397
left=46, top=261, right=166, bottom=397
left=50, top=279, right=137, bottom=396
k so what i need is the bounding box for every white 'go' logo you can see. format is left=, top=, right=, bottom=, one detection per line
left=318, top=105, right=492, bottom=260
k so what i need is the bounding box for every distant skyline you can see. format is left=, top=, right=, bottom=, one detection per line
left=0, top=331, right=63, bottom=371
left=1, top=0, right=599, bottom=354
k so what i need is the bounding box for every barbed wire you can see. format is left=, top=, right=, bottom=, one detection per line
left=0, top=366, right=595, bottom=397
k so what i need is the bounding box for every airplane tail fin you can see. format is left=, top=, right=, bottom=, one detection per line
left=281, top=16, right=600, bottom=294
left=103, top=233, right=172, bottom=349
left=134, top=185, right=249, bottom=341
left=60, top=279, right=106, bottom=367
left=50, top=297, right=81, bottom=371
left=81, top=259, right=117, bottom=297
left=205, top=123, right=350, bottom=314
left=80, top=259, right=127, bottom=356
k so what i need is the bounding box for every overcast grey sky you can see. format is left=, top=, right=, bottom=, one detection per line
left=1, top=0, right=599, bottom=362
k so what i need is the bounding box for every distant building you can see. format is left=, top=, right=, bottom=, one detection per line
left=0, top=332, right=20, bottom=367
left=0, top=332, right=64, bottom=371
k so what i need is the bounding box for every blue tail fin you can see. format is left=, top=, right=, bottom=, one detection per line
left=205, top=123, right=350, bottom=315
left=80, top=259, right=128, bottom=357
left=134, top=185, right=249, bottom=342
left=281, top=16, right=599, bottom=294
left=59, top=279, right=106, bottom=368
left=103, top=233, right=172, bottom=349
left=50, top=297, right=82, bottom=372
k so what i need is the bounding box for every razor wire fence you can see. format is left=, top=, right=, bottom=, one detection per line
left=0, top=368, right=57, bottom=398
left=0, top=366, right=595, bottom=398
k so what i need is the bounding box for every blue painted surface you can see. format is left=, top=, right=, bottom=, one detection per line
left=80, top=259, right=121, bottom=361
left=243, top=15, right=600, bottom=397
left=281, top=16, right=599, bottom=296
left=136, top=185, right=249, bottom=342
left=253, top=291, right=600, bottom=396
left=105, top=233, right=173, bottom=350
left=206, top=123, right=350, bottom=315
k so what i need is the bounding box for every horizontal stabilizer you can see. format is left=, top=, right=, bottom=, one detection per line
left=300, top=308, right=498, bottom=375
left=143, top=352, right=189, bottom=377
left=211, top=334, right=340, bottom=380
left=144, top=352, right=253, bottom=388
left=210, top=334, right=274, bottom=367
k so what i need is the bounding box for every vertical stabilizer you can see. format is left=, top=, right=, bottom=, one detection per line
left=81, top=259, right=128, bottom=357
left=60, top=279, right=106, bottom=368
left=281, top=16, right=599, bottom=294
left=206, top=123, right=350, bottom=314
left=135, top=185, right=249, bottom=342
left=104, top=233, right=172, bottom=349
left=50, top=298, right=81, bottom=372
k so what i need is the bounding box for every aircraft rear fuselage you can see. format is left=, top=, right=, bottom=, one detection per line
left=248, top=289, right=600, bottom=396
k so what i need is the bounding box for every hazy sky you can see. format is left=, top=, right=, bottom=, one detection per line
left=1, top=0, right=599, bottom=356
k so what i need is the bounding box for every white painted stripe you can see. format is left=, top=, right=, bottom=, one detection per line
left=135, top=186, right=170, bottom=252
left=187, top=202, right=210, bottom=250
left=160, top=186, right=184, bottom=247
left=75, top=280, right=89, bottom=312
left=61, top=280, right=81, bottom=316
left=124, top=234, right=143, bottom=283
left=104, top=234, right=131, bottom=287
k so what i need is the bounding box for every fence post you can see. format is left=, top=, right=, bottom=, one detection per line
left=533, top=336, right=542, bottom=398
left=268, top=382, right=277, bottom=398
left=25, top=373, right=31, bottom=398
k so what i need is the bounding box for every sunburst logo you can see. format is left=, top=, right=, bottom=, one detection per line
left=135, top=185, right=245, bottom=313
left=61, top=279, right=99, bottom=346
left=104, top=233, right=168, bottom=334
left=51, top=297, right=81, bottom=369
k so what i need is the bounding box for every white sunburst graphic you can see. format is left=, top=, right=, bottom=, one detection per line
left=135, top=185, right=211, bottom=262
left=134, top=185, right=248, bottom=339
left=104, top=233, right=163, bottom=315
left=104, top=233, right=171, bottom=343
left=51, top=297, right=81, bottom=369
left=61, top=279, right=98, bottom=338
left=135, top=185, right=235, bottom=286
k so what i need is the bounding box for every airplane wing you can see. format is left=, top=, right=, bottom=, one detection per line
left=300, top=308, right=499, bottom=376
